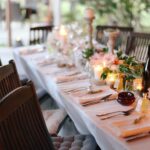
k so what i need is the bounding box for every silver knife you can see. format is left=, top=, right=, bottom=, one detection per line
left=100, top=94, right=112, bottom=100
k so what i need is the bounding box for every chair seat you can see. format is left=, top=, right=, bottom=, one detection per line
left=42, top=109, right=67, bottom=135
left=52, top=134, right=97, bottom=150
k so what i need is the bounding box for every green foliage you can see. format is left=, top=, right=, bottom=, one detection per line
left=117, top=51, right=123, bottom=59
left=119, top=64, right=131, bottom=74
left=117, top=53, right=143, bottom=80
left=77, top=0, right=150, bottom=28
left=102, top=47, right=109, bottom=53
left=82, top=48, right=94, bottom=60
left=101, top=67, right=112, bottom=80
left=125, top=75, right=135, bottom=81
left=101, top=51, right=144, bottom=81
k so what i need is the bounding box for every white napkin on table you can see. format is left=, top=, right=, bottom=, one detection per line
left=111, top=115, right=150, bottom=138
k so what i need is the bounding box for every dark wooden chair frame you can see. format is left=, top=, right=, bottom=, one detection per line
left=0, top=59, right=2, bottom=66
left=0, top=81, right=55, bottom=150
left=0, top=60, right=67, bottom=135
left=0, top=81, right=99, bottom=150
left=29, top=25, right=53, bottom=45
left=95, top=25, right=134, bottom=51
left=125, top=32, right=150, bottom=62
left=0, top=60, right=21, bottom=99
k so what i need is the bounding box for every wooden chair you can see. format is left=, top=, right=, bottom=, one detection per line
left=29, top=25, right=53, bottom=45
left=0, top=81, right=97, bottom=150
left=142, top=45, right=150, bottom=92
left=125, top=32, right=150, bottom=62
left=96, top=25, right=133, bottom=51
left=0, top=60, right=67, bottom=135
left=0, top=60, right=21, bottom=99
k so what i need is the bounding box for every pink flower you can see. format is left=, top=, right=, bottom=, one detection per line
left=110, top=64, right=118, bottom=71
left=103, top=53, right=116, bottom=65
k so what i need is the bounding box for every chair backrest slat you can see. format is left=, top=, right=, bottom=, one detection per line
left=0, top=60, right=21, bottom=99
left=29, top=25, right=53, bottom=45
left=0, top=81, right=54, bottom=150
left=96, top=25, right=133, bottom=51
left=125, top=32, right=150, bottom=62
left=0, top=59, right=2, bottom=66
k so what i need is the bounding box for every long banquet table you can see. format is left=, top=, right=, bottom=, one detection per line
left=13, top=45, right=150, bottom=150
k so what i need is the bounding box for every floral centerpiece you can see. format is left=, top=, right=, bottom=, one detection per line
left=100, top=51, right=143, bottom=91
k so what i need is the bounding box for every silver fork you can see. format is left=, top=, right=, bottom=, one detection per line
left=125, top=132, right=150, bottom=141
left=97, top=108, right=134, bottom=120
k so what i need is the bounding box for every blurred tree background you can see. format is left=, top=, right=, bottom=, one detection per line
left=61, top=0, right=150, bottom=31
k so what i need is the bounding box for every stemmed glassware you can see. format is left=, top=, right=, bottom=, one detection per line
left=84, top=60, right=95, bottom=92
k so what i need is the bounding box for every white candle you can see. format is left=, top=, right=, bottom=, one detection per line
left=103, top=61, right=106, bottom=67
left=133, top=78, right=143, bottom=91
left=93, top=65, right=103, bottom=80
left=106, top=73, right=116, bottom=87
left=59, top=26, right=67, bottom=43
left=84, top=8, right=95, bottom=19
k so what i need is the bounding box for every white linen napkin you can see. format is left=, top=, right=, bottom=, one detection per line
left=111, top=115, right=150, bottom=138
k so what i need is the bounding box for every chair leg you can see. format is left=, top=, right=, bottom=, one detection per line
left=96, top=145, right=101, bottom=150
left=56, top=115, right=69, bottom=134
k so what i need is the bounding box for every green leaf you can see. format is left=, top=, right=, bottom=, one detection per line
left=82, top=48, right=94, bottom=60
left=119, top=64, right=131, bottom=73
left=125, top=56, right=135, bottom=65
left=117, top=51, right=123, bottom=59
left=101, top=72, right=107, bottom=80
left=102, top=47, right=109, bottom=53
left=125, top=75, right=135, bottom=81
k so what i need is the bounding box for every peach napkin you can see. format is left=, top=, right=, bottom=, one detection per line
left=19, top=47, right=44, bottom=55
left=78, top=89, right=115, bottom=105
left=37, top=58, right=56, bottom=66
left=111, top=115, right=150, bottom=138
left=56, top=73, right=88, bottom=83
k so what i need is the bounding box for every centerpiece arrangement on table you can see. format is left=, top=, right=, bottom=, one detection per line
left=46, top=6, right=149, bottom=111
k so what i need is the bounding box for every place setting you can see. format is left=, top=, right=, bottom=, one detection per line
left=77, top=88, right=117, bottom=107
left=19, top=45, right=46, bottom=56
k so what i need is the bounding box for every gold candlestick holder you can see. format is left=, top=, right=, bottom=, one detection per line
left=84, top=8, right=95, bottom=49
left=104, top=30, right=120, bottom=54
left=84, top=17, right=95, bottom=49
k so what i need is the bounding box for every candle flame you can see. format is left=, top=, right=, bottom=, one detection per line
left=94, top=65, right=103, bottom=72
left=137, top=85, right=143, bottom=90
left=107, top=73, right=116, bottom=82
left=133, top=78, right=143, bottom=91
left=59, top=26, right=67, bottom=36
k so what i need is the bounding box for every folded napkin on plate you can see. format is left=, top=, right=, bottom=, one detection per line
left=111, top=115, right=150, bottom=138
left=60, top=70, right=80, bottom=76
left=78, top=90, right=114, bottom=105
left=37, top=58, right=56, bottom=66
left=56, top=73, right=88, bottom=83
left=19, top=47, right=44, bottom=55
left=71, top=85, right=109, bottom=97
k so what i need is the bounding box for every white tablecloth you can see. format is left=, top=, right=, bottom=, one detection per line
left=13, top=45, right=150, bottom=150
